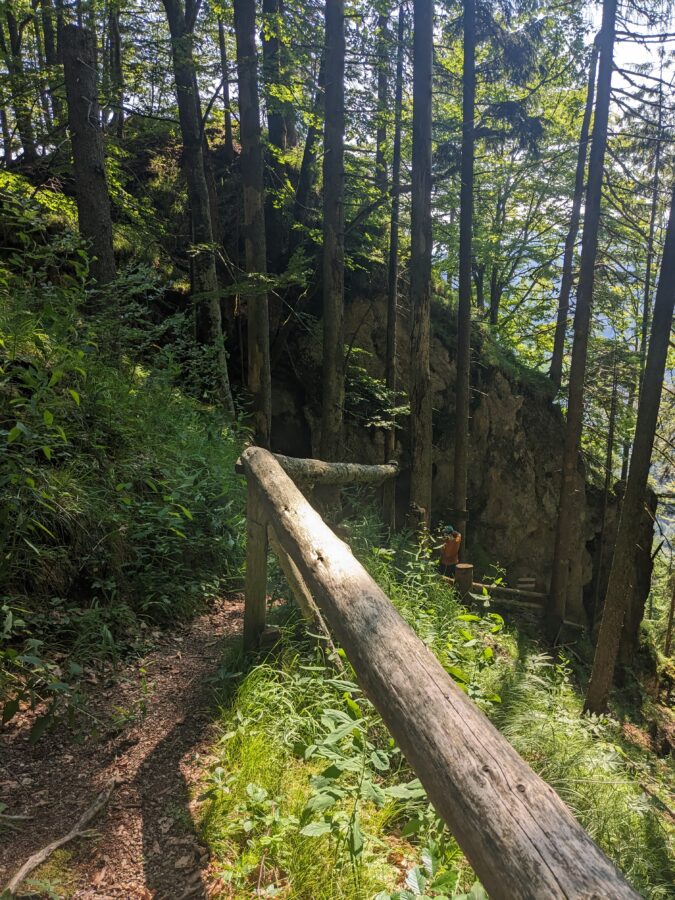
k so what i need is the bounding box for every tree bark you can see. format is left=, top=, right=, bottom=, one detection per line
left=549, top=38, right=599, bottom=390
left=290, top=54, right=324, bottom=247
left=664, top=577, right=675, bottom=659
left=488, top=265, right=500, bottom=327
left=108, top=1, right=124, bottom=137
left=548, top=0, right=616, bottom=636
left=40, top=0, right=61, bottom=122
left=261, top=0, right=286, bottom=151
left=267, top=55, right=325, bottom=366
left=162, top=0, right=235, bottom=416
left=217, top=18, right=235, bottom=161
left=0, top=107, right=11, bottom=161
left=584, top=185, right=675, bottom=715
left=320, top=0, right=346, bottom=462
left=591, top=349, right=618, bottom=626
left=54, top=0, right=64, bottom=63
left=453, top=0, right=475, bottom=550
left=382, top=2, right=405, bottom=530
left=2, top=4, right=38, bottom=162
left=638, top=73, right=663, bottom=398
left=240, top=446, right=639, bottom=900
left=262, top=0, right=286, bottom=273
left=408, top=0, right=434, bottom=525
left=33, top=12, right=54, bottom=134
left=374, top=7, right=389, bottom=196
left=234, top=0, right=272, bottom=448
left=61, top=24, right=116, bottom=287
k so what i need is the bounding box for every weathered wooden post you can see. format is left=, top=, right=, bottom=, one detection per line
left=243, top=481, right=268, bottom=650
left=267, top=525, right=315, bottom=621
left=455, top=563, right=474, bottom=599
left=268, top=524, right=343, bottom=669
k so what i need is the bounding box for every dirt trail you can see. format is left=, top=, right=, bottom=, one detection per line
left=0, top=598, right=243, bottom=899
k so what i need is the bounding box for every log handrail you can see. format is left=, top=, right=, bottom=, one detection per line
left=239, top=446, right=638, bottom=899
left=236, top=451, right=398, bottom=485
left=443, top=575, right=548, bottom=604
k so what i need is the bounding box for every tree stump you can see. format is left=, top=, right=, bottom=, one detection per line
left=455, top=563, right=474, bottom=599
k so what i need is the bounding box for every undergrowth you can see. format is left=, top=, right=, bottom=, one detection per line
left=0, top=177, right=246, bottom=737
left=201, top=514, right=674, bottom=899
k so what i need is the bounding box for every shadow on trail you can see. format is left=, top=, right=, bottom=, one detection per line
left=137, top=625, right=245, bottom=899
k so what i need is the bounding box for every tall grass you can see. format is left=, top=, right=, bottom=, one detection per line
left=201, top=515, right=675, bottom=899
left=494, top=653, right=674, bottom=897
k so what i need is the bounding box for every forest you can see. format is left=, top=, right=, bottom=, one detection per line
left=0, top=0, right=674, bottom=895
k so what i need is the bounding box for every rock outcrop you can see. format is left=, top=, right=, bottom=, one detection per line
left=270, top=293, right=653, bottom=628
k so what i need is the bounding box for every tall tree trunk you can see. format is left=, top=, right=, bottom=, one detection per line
left=488, top=266, right=500, bottom=326
left=374, top=7, right=389, bottom=196
left=234, top=0, right=272, bottom=448
left=54, top=0, right=64, bottom=61
left=664, top=577, right=675, bottom=659
left=382, top=2, right=405, bottom=529
left=108, top=0, right=124, bottom=137
left=262, top=0, right=286, bottom=273
left=290, top=54, right=324, bottom=247
left=0, top=107, right=11, bottom=161
left=41, top=0, right=58, bottom=70
left=549, top=38, right=599, bottom=390
left=547, top=0, right=617, bottom=636
left=591, top=349, right=618, bottom=625
left=621, top=381, right=634, bottom=481
left=40, top=0, right=61, bottom=123
left=62, top=24, right=116, bottom=287
left=473, top=265, right=484, bottom=312
left=262, top=0, right=286, bottom=151
left=3, top=4, right=38, bottom=161
left=162, top=0, right=235, bottom=416
left=319, top=0, right=345, bottom=462
left=218, top=18, right=235, bottom=161
left=453, top=0, right=475, bottom=548
left=268, top=55, right=324, bottom=366
left=282, top=34, right=297, bottom=148
left=638, top=73, right=663, bottom=397
left=584, top=185, right=675, bottom=714
left=410, top=0, right=434, bottom=525
left=408, top=0, right=434, bottom=526
left=33, top=13, right=54, bottom=134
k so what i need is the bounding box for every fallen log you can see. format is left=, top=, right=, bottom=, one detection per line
left=240, top=446, right=638, bottom=900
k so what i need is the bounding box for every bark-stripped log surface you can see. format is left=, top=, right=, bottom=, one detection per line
left=272, top=454, right=397, bottom=485
left=472, top=581, right=547, bottom=603
left=240, top=446, right=639, bottom=900
left=237, top=453, right=398, bottom=485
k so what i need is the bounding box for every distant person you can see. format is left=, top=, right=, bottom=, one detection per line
left=439, top=526, right=461, bottom=577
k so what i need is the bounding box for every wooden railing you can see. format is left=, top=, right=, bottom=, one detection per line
left=237, top=446, right=638, bottom=899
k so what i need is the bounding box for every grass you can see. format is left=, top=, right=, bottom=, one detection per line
left=494, top=653, right=674, bottom=897
left=200, top=514, right=675, bottom=899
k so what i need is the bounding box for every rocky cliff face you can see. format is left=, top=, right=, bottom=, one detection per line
left=270, top=294, right=651, bottom=628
